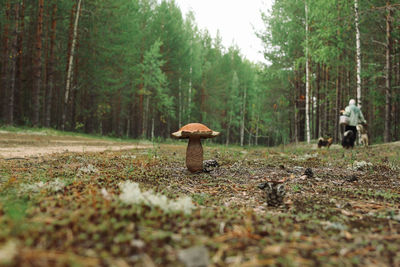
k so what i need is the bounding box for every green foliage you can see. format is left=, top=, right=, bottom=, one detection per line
left=140, top=40, right=172, bottom=115
left=0, top=0, right=290, bottom=146
left=3, top=0, right=398, bottom=145
left=258, top=0, right=400, bottom=143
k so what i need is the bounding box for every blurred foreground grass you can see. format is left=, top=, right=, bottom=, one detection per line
left=0, top=130, right=399, bottom=266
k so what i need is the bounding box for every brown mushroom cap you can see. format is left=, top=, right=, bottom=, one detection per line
left=171, top=123, right=220, bottom=139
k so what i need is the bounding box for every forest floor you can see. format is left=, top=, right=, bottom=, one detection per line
left=0, top=130, right=399, bottom=266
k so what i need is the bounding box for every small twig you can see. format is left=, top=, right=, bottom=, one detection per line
left=310, top=183, right=318, bottom=193
left=4, top=157, right=28, bottom=161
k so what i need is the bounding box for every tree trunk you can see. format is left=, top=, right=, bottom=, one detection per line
left=346, top=68, right=351, bottom=104
left=311, top=90, right=314, bottom=139
left=1, top=2, right=10, bottom=121
left=41, top=5, right=50, bottom=124
left=151, top=108, right=155, bottom=141
left=305, top=0, right=311, bottom=143
left=70, top=51, right=80, bottom=131
left=126, top=114, right=131, bottom=137
left=62, top=0, right=82, bottom=130
left=142, top=95, right=149, bottom=137
left=395, top=42, right=400, bottom=140
left=324, top=67, right=330, bottom=136
left=240, top=86, right=247, bottom=146
left=117, top=90, right=122, bottom=136
left=62, top=2, right=75, bottom=129
left=226, top=112, right=231, bottom=146
left=45, top=2, right=57, bottom=127
left=335, top=64, right=340, bottom=143
left=178, top=76, right=182, bottom=127
left=294, top=68, right=299, bottom=143
left=248, top=119, right=252, bottom=146
left=138, top=89, right=143, bottom=136
left=15, top=0, right=25, bottom=123
left=315, top=63, right=320, bottom=137
left=384, top=2, right=392, bottom=143
left=354, top=0, right=362, bottom=108
left=6, top=3, right=19, bottom=124
left=188, top=66, right=192, bottom=122
left=255, top=113, right=259, bottom=146
left=320, top=64, right=325, bottom=137
left=32, top=0, right=44, bottom=127
left=200, top=78, right=206, bottom=121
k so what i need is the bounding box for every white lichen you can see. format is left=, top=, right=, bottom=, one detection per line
left=101, top=188, right=111, bottom=200
left=48, top=179, right=66, bottom=192
left=121, top=155, right=137, bottom=159
left=78, top=164, right=99, bottom=175
left=20, top=178, right=66, bottom=194
left=321, top=221, right=348, bottom=231
left=119, top=181, right=195, bottom=214
left=20, top=181, right=46, bottom=193
left=119, top=182, right=146, bottom=203
left=350, top=160, right=373, bottom=171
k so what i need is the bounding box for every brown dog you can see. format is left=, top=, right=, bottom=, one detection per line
left=318, top=137, right=333, bottom=148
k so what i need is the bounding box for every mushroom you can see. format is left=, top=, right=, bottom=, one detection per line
left=171, top=123, right=220, bottom=173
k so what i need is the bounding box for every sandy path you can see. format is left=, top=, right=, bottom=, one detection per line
left=0, top=131, right=150, bottom=159
left=0, top=144, right=150, bottom=158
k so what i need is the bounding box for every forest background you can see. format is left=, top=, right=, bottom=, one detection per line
left=0, top=0, right=399, bottom=146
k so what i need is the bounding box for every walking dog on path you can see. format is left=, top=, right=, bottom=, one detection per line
left=356, top=124, right=369, bottom=147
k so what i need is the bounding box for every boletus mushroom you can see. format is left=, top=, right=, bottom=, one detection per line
left=171, top=123, right=220, bottom=173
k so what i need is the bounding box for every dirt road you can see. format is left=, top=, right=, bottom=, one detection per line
left=0, top=130, right=150, bottom=158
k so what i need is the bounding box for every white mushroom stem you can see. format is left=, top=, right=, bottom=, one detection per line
left=186, top=136, right=203, bottom=173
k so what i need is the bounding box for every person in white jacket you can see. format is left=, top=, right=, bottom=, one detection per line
left=341, top=99, right=367, bottom=148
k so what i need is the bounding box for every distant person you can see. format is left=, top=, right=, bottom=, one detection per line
left=340, top=99, right=367, bottom=148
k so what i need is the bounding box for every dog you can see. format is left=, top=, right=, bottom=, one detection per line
left=356, top=124, right=368, bottom=147
left=342, top=130, right=355, bottom=149
left=317, top=137, right=333, bottom=148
